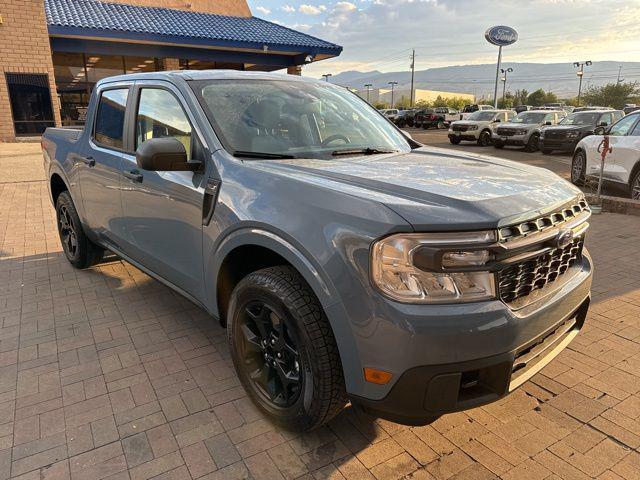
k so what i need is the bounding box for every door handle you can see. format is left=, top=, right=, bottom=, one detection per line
left=123, top=170, right=143, bottom=183
left=80, top=156, right=95, bottom=167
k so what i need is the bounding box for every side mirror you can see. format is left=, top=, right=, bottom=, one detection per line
left=598, top=121, right=608, bottom=126
left=136, top=137, right=197, bottom=171
left=593, top=126, right=606, bottom=135
left=493, top=118, right=501, bottom=123
left=544, top=121, right=552, bottom=126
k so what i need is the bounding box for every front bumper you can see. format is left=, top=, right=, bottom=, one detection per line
left=345, top=250, right=592, bottom=425
left=449, top=131, right=479, bottom=141
left=493, top=133, right=528, bottom=146
left=539, top=138, right=578, bottom=152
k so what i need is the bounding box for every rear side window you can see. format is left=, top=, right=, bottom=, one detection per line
left=136, top=88, right=192, bottom=160
left=94, top=89, right=129, bottom=149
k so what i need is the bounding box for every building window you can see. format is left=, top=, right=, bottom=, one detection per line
left=94, top=89, right=129, bottom=149
left=5, top=73, right=55, bottom=136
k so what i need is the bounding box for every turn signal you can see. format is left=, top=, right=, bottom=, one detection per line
left=364, top=368, right=393, bottom=385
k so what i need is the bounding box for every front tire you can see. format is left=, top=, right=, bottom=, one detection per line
left=228, top=266, right=347, bottom=431
left=449, top=137, right=461, bottom=145
left=477, top=129, right=492, bottom=146
left=526, top=133, right=540, bottom=152
left=56, top=191, right=104, bottom=269
left=571, top=150, right=586, bottom=185
left=630, top=170, right=640, bottom=200
left=437, top=120, right=445, bottom=129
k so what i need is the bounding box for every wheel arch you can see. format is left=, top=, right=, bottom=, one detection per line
left=628, top=159, right=640, bottom=189
left=50, top=172, right=69, bottom=206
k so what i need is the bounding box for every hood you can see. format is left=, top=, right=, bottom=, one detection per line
left=248, top=147, right=581, bottom=231
left=543, top=124, right=590, bottom=132
left=499, top=123, right=538, bottom=129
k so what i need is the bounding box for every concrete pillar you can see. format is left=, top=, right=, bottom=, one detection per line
left=287, top=65, right=302, bottom=76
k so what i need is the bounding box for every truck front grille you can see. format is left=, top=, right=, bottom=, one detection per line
left=496, top=127, right=516, bottom=136
left=452, top=125, right=469, bottom=132
left=498, top=237, right=584, bottom=303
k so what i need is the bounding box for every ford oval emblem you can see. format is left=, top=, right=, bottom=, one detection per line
left=485, top=26, right=518, bottom=46
left=556, top=228, right=574, bottom=249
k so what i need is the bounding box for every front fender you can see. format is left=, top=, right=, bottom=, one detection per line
left=204, top=226, right=362, bottom=394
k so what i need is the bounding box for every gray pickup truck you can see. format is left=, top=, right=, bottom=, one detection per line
left=42, top=71, right=593, bottom=431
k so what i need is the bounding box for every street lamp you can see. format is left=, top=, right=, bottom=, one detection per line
left=388, top=81, right=398, bottom=108
left=500, top=67, right=513, bottom=107
left=364, top=83, right=372, bottom=103
left=322, top=73, right=332, bottom=82
left=573, top=61, right=592, bottom=106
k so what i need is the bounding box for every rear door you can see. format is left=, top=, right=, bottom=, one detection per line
left=610, top=114, right=640, bottom=184
left=80, top=83, right=134, bottom=247
left=119, top=80, right=206, bottom=300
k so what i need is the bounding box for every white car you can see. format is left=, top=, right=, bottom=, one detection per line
left=381, top=109, right=400, bottom=121
left=459, top=104, right=494, bottom=120
left=448, top=110, right=515, bottom=146
left=571, top=111, right=640, bottom=199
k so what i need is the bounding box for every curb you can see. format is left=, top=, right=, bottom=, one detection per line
left=586, top=194, right=640, bottom=216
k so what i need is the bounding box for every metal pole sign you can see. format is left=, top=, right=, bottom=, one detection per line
left=485, top=26, right=518, bottom=108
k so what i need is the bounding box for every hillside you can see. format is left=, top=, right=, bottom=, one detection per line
left=326, top=61, right=640, bottom=99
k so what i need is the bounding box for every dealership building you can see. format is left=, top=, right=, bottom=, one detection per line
left=0, top=0, right=342, bottom=141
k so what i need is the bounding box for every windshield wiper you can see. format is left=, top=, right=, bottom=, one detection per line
left=331, top=147, right=397, bottom=157
left=232, top=150, right=296, bottom=159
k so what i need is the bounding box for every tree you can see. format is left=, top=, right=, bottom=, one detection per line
left=526, top=89, right=557, bottom=106
left=513, top=89, right=529, bottom=106
left=498, top=92, right=514, bottom=109
left=582, top=82, right=640, bottom=109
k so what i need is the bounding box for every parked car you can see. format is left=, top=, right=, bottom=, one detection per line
left=571, top=111, right=640, bottom=199
left=42, top=71, right=593, bottom=430
left=493, top=110, right=566, bottom=151
left=448, top=110, right=515, bottom=146
left=514, top=105, right=533, bottom=114
left=572, top=106, right=612, bottom=112
left=415, top=107, right=459, bottom=129
left=393, top=110, right=414, bottom=127
left=381, top=108, right=400, bottom=121
left=539, top=109, right=625, bottom=154
left=623, top=104, right=639, bottom=115
left=459, top=104, right=494, bottom=120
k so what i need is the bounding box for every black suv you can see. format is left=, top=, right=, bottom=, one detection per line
left=539, top=109, right=624, bottom=154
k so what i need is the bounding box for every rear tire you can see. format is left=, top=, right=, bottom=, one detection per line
left=571, top=150, right=586, bottom=185
left=227, top=266, right=347, bottom=431
left=56, top=191, right=104, bottom=269
left=437, top=120, right=445, bottom=129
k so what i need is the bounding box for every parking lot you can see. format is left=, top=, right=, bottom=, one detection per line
left=1, top=142, right=640, bottom=480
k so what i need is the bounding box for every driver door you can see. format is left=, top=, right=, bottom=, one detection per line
left=118, top=81, right=206, bottom=300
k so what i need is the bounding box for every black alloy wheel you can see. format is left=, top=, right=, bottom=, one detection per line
left=526, top=133, right=540, bottom=152
left=478, top=130, right=492, bottom=146
left=58, top=204, right=78, bottom=259
left=631, top=170, right=640, bottom=200
left=228, top=266, right=347, bottom=431
left=238, top=300, right=302, bottom=408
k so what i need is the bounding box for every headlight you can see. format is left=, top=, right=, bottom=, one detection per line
left=371, top=232, right=497, bottom=304
left=467, top=125, right=478, bottom=131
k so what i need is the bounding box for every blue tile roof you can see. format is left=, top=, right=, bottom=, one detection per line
left=44, top=0, right=341, bottom=55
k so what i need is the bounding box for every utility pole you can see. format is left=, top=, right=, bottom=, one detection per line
left=573, top=61, right=592, bottom=106
left=322, top=73, right=332, bottom=82
left=409, top=49, right=415, bottom=108
left=364, top=83, right=372, bottom=102
left=493, top=45, right=502, bottom=108
left=500, top=67, right=513, bottom=107
left=388, top=81, right=398, bottom=108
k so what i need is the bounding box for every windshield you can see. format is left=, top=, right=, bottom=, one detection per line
left=511, top=112, right=547, bottom=124
left=467, top=111, right=496, bottom=121
left=559, top=112, right=600, bottom=126
left=191, top=79, right=410, bottom=159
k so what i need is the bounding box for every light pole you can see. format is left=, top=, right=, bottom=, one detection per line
left=573, top=61, right=592, bottom=106
left=388, top=81, right=398, bottom=108
left=322, top=73, right=332, bottom=82
left=500, top=67, right=513, bottom=107
left=364, top=83, right=372, bottom=103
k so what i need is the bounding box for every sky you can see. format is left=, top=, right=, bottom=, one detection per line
left=247, top=0, right=640, bottom=79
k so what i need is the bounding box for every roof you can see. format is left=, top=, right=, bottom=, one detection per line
left=97, top=69, right=327, bottom=85
left=45, top=0, right=342, bottom=55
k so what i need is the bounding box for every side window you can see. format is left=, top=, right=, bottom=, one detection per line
left=599, top=113, right=613, bottom=126
left=544, top=113, right=555, bottom=124
left=94, top=88, right=129, bottom=149
left=609, top=115, right=638, bottom=136
left=136, top=88, right=193, bottom=160
left=630, top=116, right=640, bottom=136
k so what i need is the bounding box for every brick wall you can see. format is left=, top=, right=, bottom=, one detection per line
left=106, top=0, right=251, bottom=17
left=0, top=0, right=61, bottom=141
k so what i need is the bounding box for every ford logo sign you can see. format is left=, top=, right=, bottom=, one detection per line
left=485, top=26, right=518, bottom=47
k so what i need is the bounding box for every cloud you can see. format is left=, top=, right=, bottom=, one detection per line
left=280, top=4, right=295, bottom=13
left=255, top=5, right=270, bottom=14
left=299, top=4, right=327, bottom=15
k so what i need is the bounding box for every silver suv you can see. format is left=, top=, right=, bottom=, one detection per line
left=493, top=110, right=565, bottom=151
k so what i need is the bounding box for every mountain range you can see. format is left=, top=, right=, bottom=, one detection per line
left=325, top=61, right=640, bottom=99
